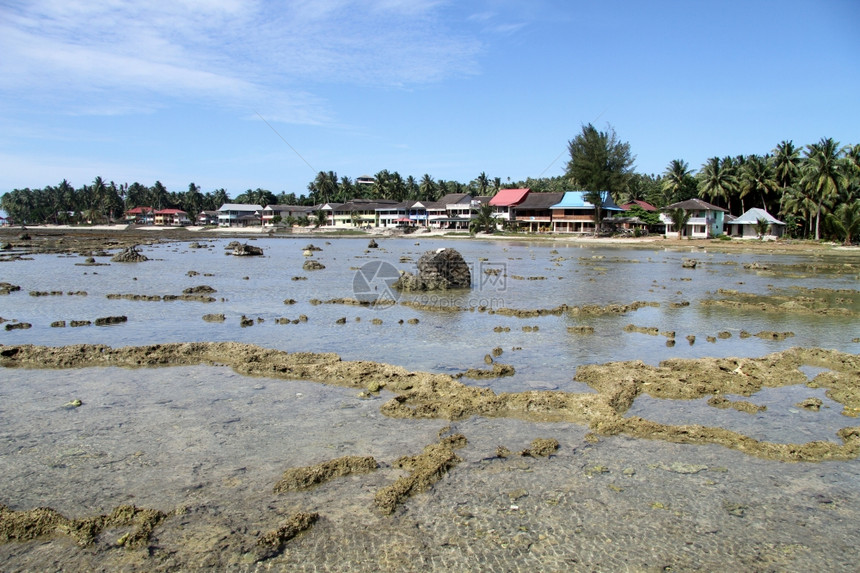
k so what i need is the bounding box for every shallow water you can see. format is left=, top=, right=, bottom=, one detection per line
left=1, top=237, right=859, bottom=571
left=2, top=237, right=857, bottom=389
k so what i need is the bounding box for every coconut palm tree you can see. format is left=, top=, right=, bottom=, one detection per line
left=313, top=208, right=328, bottom=228
left=405, top=175, right=418, bottom=200
left=149, top=181, right=169, bottom=211
left=373, top=170, right=390, bottom=200
left=739, top=155, right=778, bottom=212
left=183, top=182, right=203, bottom=219
left=666, top=207, right=691, bottom=239
left=337, top=176, right=354, bottom=202
left=389, top=171, right=406, bottom=201
left=312, top=171, right=337, bottom=204
left=419, top=174, right=436, bottom=201
left=780, top=186, right=816, bottom=238
left=754, top=217, right=771, bottom=238
left=475, top=172, right=489, bottom=196
left=698, top=157, right=738, bottom=213
left=661, top=159, right=693, bottom=205
left=469, top=203, right=496, bottom=235
left=802, top=138, right=845, bottom=240
left=773, top=140, right=801, bottom=196
left=827, top=200, right=860, bottom=245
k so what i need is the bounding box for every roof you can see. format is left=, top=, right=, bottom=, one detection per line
left=620, top=200, right=657, bottom=212
left=219, top=203, right=263, bottom=211
left=730, top=208, right=785, bottom=225
left=437, top=193, right=473, bottom=205
left=154, top=209, right=187, bottom=215
left=550, top=191, right=622, bottom=211
left=264, top=204, right=314, bottom=212
left=376, top=200, right=425, bottom=211
left=489, top=188, right=530, bottom=207
left=513, top=192, right=565, bottom=210
left=663, top=198, right=727, bottom=212
left=333, top=200, right=399, bottom=212
left=125, top=206, right=154, bottom=214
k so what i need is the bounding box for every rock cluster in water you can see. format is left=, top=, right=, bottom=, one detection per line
left=231, top=243, right=264, bottom=256
left=111, top=245, right=148, bottom=262
left=394, top=248, right=471, bottom=291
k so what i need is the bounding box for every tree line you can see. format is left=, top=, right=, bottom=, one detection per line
left=563, top=124, right=858, bottom=243
left=2, top=132, right=857, bottom=243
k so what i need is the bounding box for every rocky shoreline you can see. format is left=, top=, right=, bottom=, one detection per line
left=1, top=229, right=858, bottom=571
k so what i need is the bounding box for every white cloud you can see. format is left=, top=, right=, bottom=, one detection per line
left=0, top=0, right=481, bottom=123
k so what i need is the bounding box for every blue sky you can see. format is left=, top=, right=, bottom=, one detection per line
left=1, top=0, right=858, bottom=199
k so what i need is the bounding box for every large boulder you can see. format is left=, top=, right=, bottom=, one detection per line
left=393, top=248, right=471, bottom=291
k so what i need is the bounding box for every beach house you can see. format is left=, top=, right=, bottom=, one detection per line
left=217, top=204, right=263, bottom=227
left=489, top=188, right=530, bottom=226
left=153, top=209, right=190, bottom=226
left=550, top=191, right=622, bottom=234
left=510, top=192, right=564, bottom=233
left=726, top=208, right=786, bottom=238
left=660, top=198, right=727, bottom=238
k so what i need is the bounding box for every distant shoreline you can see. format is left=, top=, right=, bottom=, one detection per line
left=1, top=224, right=856, bottom=256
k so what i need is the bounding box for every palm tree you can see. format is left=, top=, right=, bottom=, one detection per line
left=313, top=171, right=337, bottom=204
left=389, top=171, right=406, bottom=201
left=90, top=176, right=107, bottom=221
left=780, top=186, right=816, bottom=238
left=827, top=200, right=860, bottom=245
left=313, top=208, right=328, bottom=228
left=184, top=183, right=203, bottom=219
left=661, top=159, right=693, bottom=205
left=698, top=157, right=738, bottom=213
left=403, top=175, right=416, bottom=200
left=739, top=155, right=778, bottom=212
left=373, top=170, right=391, bottom=200
left=475, top=172, right=489, bottom=196
left=802, top=137, right=845, bottom=240
left=469, top=203, right=496, bottom=235
left=419, top=174, right=436, bottom=201
left=666, top=207, right=691, bottom=239
left=754, top=217, right=771, bottom=238
left=210, top=188, right=229, bottom=210
left=773, top=140, right=801, bottom=196
left=338, top=176, right=354, bottom=202
left=149, top=181, right=169, bottom=211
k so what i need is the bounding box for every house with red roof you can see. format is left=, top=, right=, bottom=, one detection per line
left=154, top=209, right=190, bottom=226
left=620, top=200, right=657, bottom=212
left=489, top=188, right=530, bottom=226
left=124, top=206, right=155, bottom=225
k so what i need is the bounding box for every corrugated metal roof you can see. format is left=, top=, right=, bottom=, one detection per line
left=550, top=191, right=622, bottom=210
left=620, top=200, right=657, bottom=211
left=489, top=188, right=530, bottom=207
left=730, top=208, right=785, bottom=225
left=436, top=193, right=472, bottom=205
left=218, top=203, right=263, bottom=211
left=664, top=198, right=727, bottom=212
left=514, top=192, right=564, bottom=210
